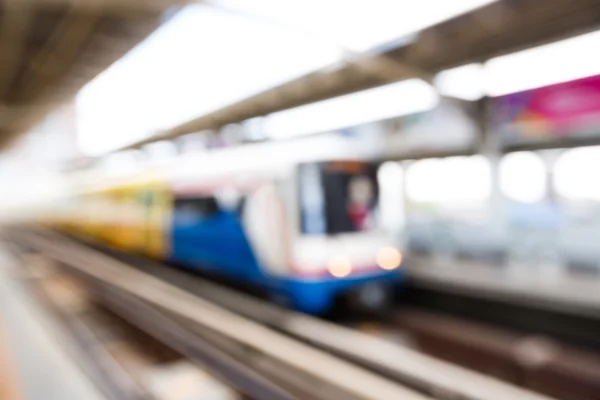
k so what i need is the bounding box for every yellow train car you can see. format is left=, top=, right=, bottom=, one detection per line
left=68, top=173, right=172, bottom=260
left=139, top=180, right=172, bottom=259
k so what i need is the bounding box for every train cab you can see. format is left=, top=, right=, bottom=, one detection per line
left=166, top=158, right=403, bottom=314
left=280, top=160, right=403, bottom=312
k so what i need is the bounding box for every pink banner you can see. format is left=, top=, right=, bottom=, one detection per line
left=492, top=74, right=600, bottom=142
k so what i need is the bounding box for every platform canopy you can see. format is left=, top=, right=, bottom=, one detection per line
left=0, top=0, right=187, bottom=149
left=115, top=0, right=600, bottom=151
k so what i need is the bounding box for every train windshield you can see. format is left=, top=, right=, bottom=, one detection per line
left=299, top=161, right=379, bottom=235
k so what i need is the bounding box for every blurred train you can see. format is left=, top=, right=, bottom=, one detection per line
left=9, top=72, right=600, bottom=319
left=40, top=134, right=403, bottom=314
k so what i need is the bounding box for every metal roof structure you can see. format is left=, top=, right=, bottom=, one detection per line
left=119, top=0, right=600, bottom=151
left=0, top=0, right=186, bottom=149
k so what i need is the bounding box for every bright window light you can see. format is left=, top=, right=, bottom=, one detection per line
left=435, top=63, right=485, bottom=101
left=448, top=155, right=492, bottom=203
left=76, top=5, right=343, bottom=155
left=499, top=151, right=547, bottom=203
left=486, top=30, right=600, bottom=96
left=406, top=158, right=443, bottom=203
left=263, top=79, right=438, bottom=139
left=554, top=146, right=600, bottom=201
left=405, top=156, right=491, bottom=204
left=378, top=162, right=405, bottom=232
left=214, top=0, right=495, bottom=52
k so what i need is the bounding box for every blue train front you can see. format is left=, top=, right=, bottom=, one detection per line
left=168, top=160, right=403, bottom=314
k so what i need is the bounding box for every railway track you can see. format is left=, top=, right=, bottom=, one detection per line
left=15, top=268, right=191, bottom=400
left=389, top=308, right=600, bottom=400
left=4, top=226, right=570, bottom=400
left=6, top=227, right=431, bottom=400
left=10, top=252, right=417, bottom=400
left=60, top=228, right=600, bottom=400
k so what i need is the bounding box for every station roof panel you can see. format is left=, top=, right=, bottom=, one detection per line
left=212, top=0, right=495, bottom=52
left=0, top=0, right=184, bottom=150
left=76, top=0, right=494, bottom=154
left=118, top=0, right=600, bottom=151
left=77, top=4, right=344, bottom=154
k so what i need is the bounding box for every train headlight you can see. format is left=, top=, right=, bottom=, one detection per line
left=328, top=255, right=352, bottom=278
left=377, top=247, right=402, bottom=270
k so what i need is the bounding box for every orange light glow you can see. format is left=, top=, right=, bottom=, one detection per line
left=377, top=247, right=402, bottom=270
left=328, top=255, right=352, bottom=278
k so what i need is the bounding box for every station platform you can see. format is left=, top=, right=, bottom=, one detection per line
left=0, top=249, right=106, bottom=400
left=406, top=256, right=600, bottom=318
left=404, top=256, right=600, bottom=351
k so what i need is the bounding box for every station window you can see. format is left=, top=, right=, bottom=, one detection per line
left=554, top=146, right=600, bottom=201
left=377, top=161, right=405, bottom=232
left=499, top=151, right=547, bottom=203
left=405, top=158, right=441, bottom=203
left=405, top=156, right=491, bottom=204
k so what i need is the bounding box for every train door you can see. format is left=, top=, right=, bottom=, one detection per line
left=242, top=178, right=294, bottom=277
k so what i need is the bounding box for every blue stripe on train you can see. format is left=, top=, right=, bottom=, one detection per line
left=273, top=270, right=403, bottom=313
left=167, top=208, right=404, bottom=314
left=168, top=210, right=265, bottom=284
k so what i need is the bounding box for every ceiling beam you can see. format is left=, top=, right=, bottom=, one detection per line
left=0, top=2, right=178, bottom=151
left=9, top=0, right=193, bottom=14
left=0, top=3, right=34, bottom=99
left=19, top=10, right=102, bottom=102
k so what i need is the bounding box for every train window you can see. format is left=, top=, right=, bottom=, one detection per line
left=299, top=161, right=379, bottom=235
left=405, top=156, right=491, bottom=204
left=554, top=146, right=600, bottom=201
left=499, top=151, right=547, bottom=203
left=174, top=196, right=220, bottom=222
